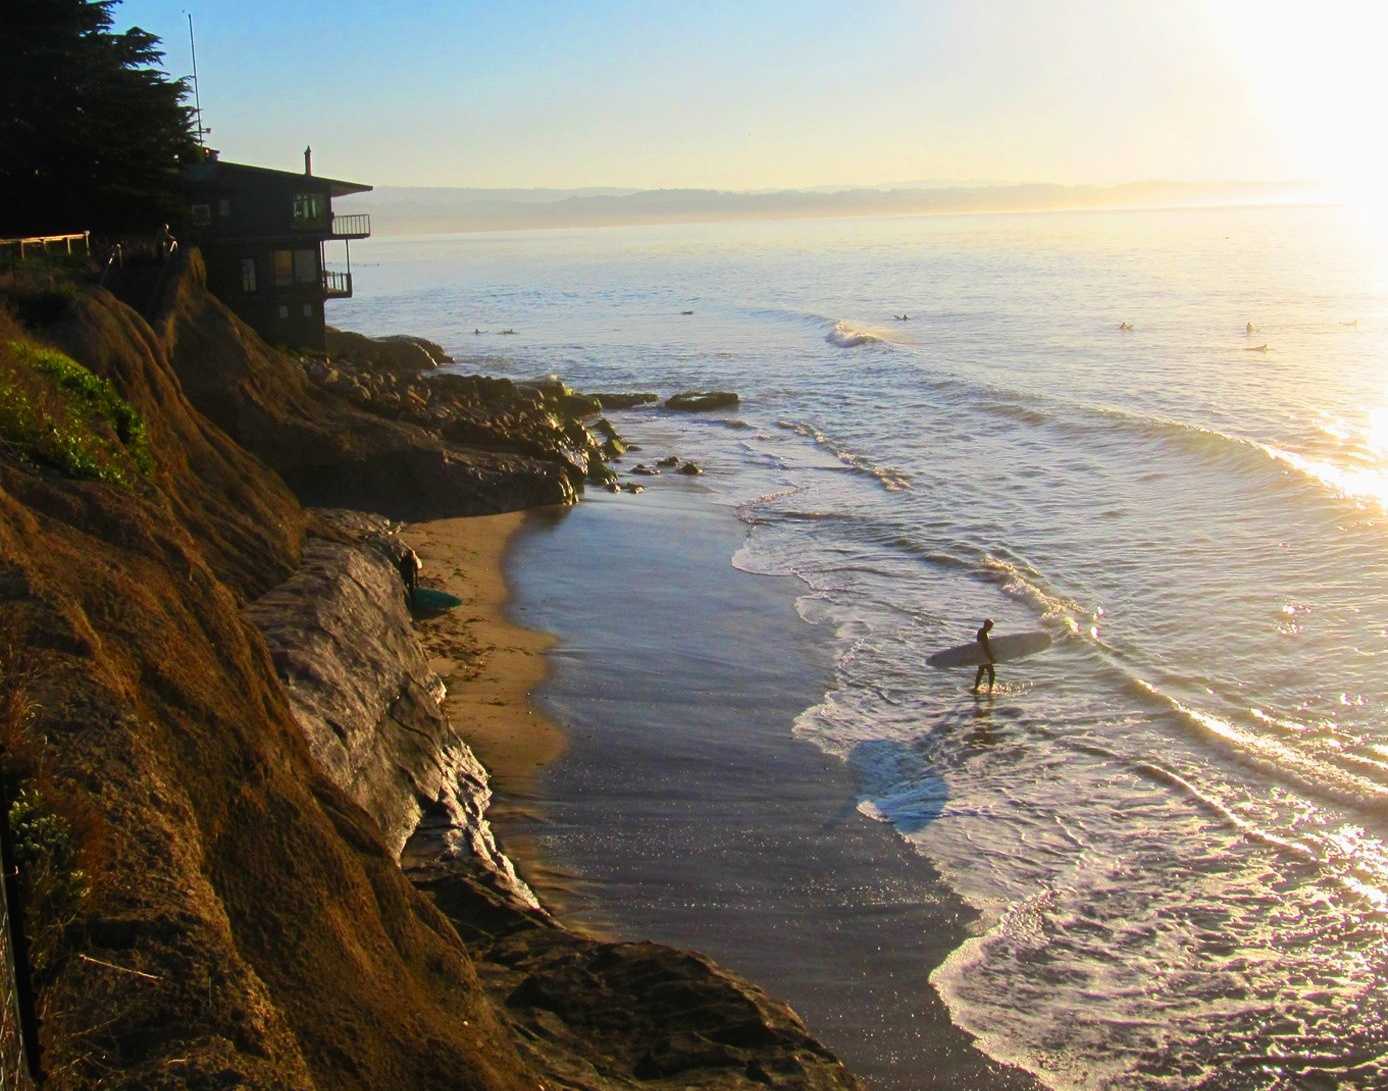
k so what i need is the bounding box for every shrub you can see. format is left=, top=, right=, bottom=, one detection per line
left=0, top=338, right=153, bottom=485
left=8, top=788, right=89, bottom=974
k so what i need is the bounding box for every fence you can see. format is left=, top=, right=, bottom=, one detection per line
left=0, top=233, right=90, bottom=260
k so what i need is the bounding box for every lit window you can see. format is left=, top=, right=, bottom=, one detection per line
left=302, top=303, right=312, bottom=318
left=277, top=304, right=289, bottom=320
left=273, top=250, right=292, bottom=287
left=293, top=249, right=317, bottom=284
left=292, top=192, right=326, bottom=226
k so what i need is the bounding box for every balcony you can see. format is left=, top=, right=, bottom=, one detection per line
left=322, top=270, right=353, bottom=299
left=329, top=212, right=371, bottom=239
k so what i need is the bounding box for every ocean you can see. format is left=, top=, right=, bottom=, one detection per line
left=335, top=204, right=1388, bottom=1089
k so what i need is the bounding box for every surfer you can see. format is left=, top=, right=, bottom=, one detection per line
left=397, top=547, right=421, bottom=608
left=971, top=618, right=996, bottom=694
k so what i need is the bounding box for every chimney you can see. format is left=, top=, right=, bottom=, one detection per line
left=304, top=145, right=312, bottom=176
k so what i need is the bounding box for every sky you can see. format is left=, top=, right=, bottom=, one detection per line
left=115, top=0, right=1388, bottom=196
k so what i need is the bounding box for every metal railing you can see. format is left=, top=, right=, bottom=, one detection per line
left=322, top=270, right=353, bottom=299
left=329, top=213, right=371, bottom=238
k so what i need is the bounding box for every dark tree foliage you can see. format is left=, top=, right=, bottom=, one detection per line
left=1, top=0, right=198, bottom=235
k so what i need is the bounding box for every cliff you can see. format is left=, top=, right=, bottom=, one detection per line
left=0, top=258, right=860, bottom=1088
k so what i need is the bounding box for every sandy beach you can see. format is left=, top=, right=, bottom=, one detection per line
left=398, top=467, right=1041, bottom=1091
left=404, top=511, right=588, bottom=912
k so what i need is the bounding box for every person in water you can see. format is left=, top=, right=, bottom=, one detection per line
left=972, top=618, right=996, bottom=694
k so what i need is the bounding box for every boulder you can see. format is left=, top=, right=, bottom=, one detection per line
left=676, top=461, right=704, bottom=475
left=665, top=390, right=740, bottom=412
left=325, top=325, right=445, bottom=372
left=631, top=463, right=660, bottom=476
left=592, top=392, right=660, bottom=409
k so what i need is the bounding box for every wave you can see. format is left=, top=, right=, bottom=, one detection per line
left=776, top=419, right=912, bottom=491
left=825, top=320, right=893, bottom=348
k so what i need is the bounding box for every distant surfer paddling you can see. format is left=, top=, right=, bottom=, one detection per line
left=971, top=618, right=997, bottom=694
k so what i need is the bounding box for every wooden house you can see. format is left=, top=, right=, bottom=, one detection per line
left=182, top=149, right=371, bottom=349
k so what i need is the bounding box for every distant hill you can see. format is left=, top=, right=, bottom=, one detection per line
left=339, top=180, right=1318, bottom=236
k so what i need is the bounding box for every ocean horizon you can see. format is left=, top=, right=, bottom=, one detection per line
left=336, top=203, right=1388, bottom=1090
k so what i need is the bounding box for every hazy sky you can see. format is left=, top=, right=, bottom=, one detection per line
left=117, top=0, right=1387, bottom=194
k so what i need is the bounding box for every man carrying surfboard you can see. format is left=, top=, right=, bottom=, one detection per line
left=971, top=618, right=996, bottom=694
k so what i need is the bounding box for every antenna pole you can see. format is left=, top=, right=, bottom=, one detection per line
left=188, top=13, right=206, bottom=147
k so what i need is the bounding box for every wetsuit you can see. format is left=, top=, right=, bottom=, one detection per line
left=972, top=625, right=995, bottom=693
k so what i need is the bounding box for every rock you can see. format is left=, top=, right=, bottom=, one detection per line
left=587, top=462, right=619, bottom=488
left=245, top=535, right=539, bottom=918
left=325, top=325, right=442, bottom=372
left=621, top=482, right=646, bottom=494
left=666, top=390, right=740, bottom=412
left=631, top=463, right=660, bottom=476
left=605, top=481, right=621, bottom=493
left=676, top=461, right=703, bottom=475
left=591, top=392, right=660, bottom=409
left=656, top=455, right=680, bottom=467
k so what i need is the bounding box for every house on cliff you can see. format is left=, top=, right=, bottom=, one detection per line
left=182, top=148, right=370, bottom=349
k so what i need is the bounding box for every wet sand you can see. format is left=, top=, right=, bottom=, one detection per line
left=406, top=489, right=1038, bottom=1089
left=404, top=511, right=580, bottom=908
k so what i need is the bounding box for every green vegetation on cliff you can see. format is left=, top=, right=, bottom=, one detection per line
left=0, top=336, right=153, bottom=485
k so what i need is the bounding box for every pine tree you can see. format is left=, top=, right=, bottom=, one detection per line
left=1, top=0, right=198, bottom=235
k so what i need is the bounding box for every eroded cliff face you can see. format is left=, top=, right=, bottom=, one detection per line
left=1, top=287, right=533, bottom=1090
left=243, top=516, right=543, bottom=916
left=0, top=265, right=861, bottom=1090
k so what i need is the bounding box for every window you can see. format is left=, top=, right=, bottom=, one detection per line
left=240, top=257, right=256, bottom=293
left=292, top=192, right=326, bottom=227
left=277, top=304, right=289, bottom=320
left=190, top=203, right=211, bottom=226
left=218, top=198, right=232, bottom=218
left=302, top=303, right=313, bottom=318
left=273, top=250, right=293, bottom=287
left=293, top=249, right=317, bottom=284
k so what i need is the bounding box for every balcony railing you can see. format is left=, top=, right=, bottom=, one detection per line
left=322, top=270, right=353, bottom=299
left=329, top=213, right=371, bottom=239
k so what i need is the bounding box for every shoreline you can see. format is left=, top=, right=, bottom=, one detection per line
left=404, top=510, right=594, bottom=920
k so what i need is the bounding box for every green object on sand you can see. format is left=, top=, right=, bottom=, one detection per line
left=412, top=587, right=463, bottom=613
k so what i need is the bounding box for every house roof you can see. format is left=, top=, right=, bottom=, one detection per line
left=185, top=158, right=372, bottom=198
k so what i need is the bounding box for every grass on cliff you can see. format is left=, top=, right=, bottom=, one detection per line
left=0, top=330, right=153, bottom=486
left=0, top=635, right=95, bottom=981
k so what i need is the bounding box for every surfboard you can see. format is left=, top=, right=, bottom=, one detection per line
left=411, top=587, right=463, bottom=613
left=926, top=631, right=1052, bottom=668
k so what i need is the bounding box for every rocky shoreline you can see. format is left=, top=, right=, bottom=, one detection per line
left=0, top=251, right=861, bottom=1088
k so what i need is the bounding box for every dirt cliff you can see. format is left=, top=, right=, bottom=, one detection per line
left=0, top=263, right=861, bottom=1088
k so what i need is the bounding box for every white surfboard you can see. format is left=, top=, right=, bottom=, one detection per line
left=926, top=630, right=1052, bottom=669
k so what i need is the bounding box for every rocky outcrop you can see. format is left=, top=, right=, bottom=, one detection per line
left=325, top=325, right=452, bottom=372
left=244, top=516, right=543, bottom=916
left=666, top=390, right=740, bottom=412
left=592, top=392, right=660, bottom=409
left=156, top=252, right=613, bottom=519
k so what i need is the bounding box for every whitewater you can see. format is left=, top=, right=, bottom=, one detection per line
left=337, top=204, right=1388, bottom=1089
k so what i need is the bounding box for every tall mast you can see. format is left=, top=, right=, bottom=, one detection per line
left=187, top=13, right=207, bottom=147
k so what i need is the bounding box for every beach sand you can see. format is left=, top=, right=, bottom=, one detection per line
left=404, top=511, right=584, bottom=911
left=407, top=493, right=1038, bottom=1089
